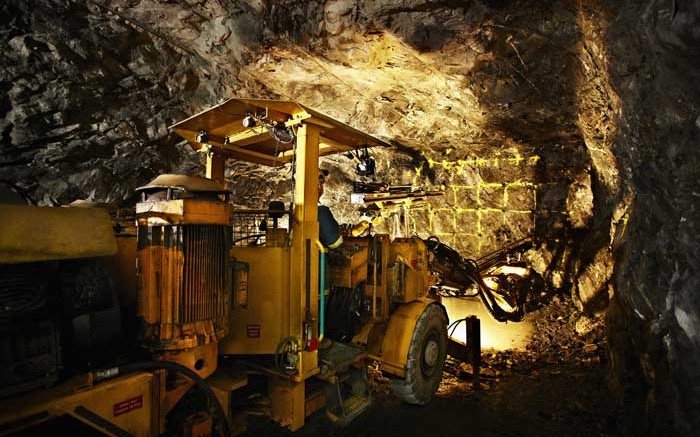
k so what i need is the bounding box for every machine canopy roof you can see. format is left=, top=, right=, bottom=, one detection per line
left=170, top=98, right=392, bottom=167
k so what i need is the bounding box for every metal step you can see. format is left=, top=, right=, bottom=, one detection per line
left=324, top=364, right=373, bottom=426
left=318, top=341, right=367, bottom=378
left=342, top=393, right=372, bottom=423
left=328, top=393, right=372, bottom=426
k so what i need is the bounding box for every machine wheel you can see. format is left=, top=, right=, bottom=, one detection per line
left=391, top=304, right=448, bottom=405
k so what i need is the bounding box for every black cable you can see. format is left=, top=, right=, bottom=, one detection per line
left=116, top=361, right=231, bottom=437
left=232, top=234, right=264, bottom=245
left=457, top=257, right=525, bottom=323
left=448, top=318, right=469, bottom=338
left=474, top=273, right=525, bottom=323
left=326, top=284, right=367, bottom=341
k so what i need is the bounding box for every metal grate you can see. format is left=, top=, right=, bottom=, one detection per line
left=181, top=225, right=231, bottom=323
left=0, top=275, right=46, bottom=323
left=231, top=209, right=289, bottom=247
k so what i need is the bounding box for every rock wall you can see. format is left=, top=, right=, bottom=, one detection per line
left=597, top=1, right=700, bottom=435
left=1, top=1, right=699, bottom=435
left=0, top=1, right=205, bottom=204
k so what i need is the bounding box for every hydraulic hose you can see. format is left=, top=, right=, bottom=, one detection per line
left=319, top=249, right=326, bottom=341
left=96, top=361, right=231, bottom=437
left=456, top=258, right=525, bottom=323
left=469, top=267, right=525, bottom=323
left=315, top=239, right=327, bottom=342
left=423, top=237, right=526, bottom=323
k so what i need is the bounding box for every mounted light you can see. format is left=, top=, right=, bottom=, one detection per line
left=195, top=130, right=208, bottom=144
left=356, top=157, right=375, bottom=176
left=270, top=122, right=295, bottom=144
left=355, top=147, right=376, bottom=177
left=242, top=114, right=256, bottom=128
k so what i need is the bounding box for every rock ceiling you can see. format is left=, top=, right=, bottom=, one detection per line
left=1, top=1, right=700, bottom=435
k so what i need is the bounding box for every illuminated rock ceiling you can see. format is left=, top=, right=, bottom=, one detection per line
left=1, top=1, right=699, bottom=435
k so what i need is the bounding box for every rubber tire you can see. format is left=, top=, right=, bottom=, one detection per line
left=391, top=304, right=448, bottom=405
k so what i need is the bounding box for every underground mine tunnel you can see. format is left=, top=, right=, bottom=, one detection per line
left=1, top=1, right=699, bottom=437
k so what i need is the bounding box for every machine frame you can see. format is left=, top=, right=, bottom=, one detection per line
left=0, top=98, right=455, bottom=436
left=170, top=98, right=448, bottom=430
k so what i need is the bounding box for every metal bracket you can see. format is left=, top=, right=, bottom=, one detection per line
left=446, top=315, right=481, bottom=388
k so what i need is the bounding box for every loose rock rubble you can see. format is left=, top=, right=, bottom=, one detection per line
left=371, top=291, right=607, bottom=401
left=487, top=293, right=606, bottom=368
left=358, top=292, right=621, bottom=437
left=448, top=292, right=605, bottom=389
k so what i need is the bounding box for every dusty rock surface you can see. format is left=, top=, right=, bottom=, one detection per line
left=2, top=1, right=699, bottom=434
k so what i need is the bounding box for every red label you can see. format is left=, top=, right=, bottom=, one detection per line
left=247, top=324, right=261, bottom=337
left=113, top=395, right=143, bottom=417
left=411, top=259, right=419, bottom=269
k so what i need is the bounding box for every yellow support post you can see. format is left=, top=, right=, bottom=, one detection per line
left=269, top=376, right=305, bottom=431
left=206, top=152, right=226, bottom=183
left=289, top=122, right=320, bottom=379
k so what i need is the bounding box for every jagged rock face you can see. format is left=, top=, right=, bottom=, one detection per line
left=0, top=1, right=209, bottom=204
left=1, top=1, right=699, bottom=435
left=598, top=2, right=700, bottom=435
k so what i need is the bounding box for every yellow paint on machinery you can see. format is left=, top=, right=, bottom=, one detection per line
left=268, top=376, right=306, bottom=430
left=220, top=247, right=291, bottom=355
left=171, top=99, right=429, bottom=429
left=136, top=174, right=232, bottom=379
left=0, top=205, right=117, bottom=264
left=334, top=236, right=438, bottom=378
left=377, top=299, right=435, bottom=377
left=0, top=98, right=454, bottom=436
left=113, top=221, right=139, bottom=314
left=207, top=365, right=249, bottom=436
left=330, top=244, right=369, bottom=288
left=0, top=372, right=158, bottom=437
left=287, top=122, right=322, bottom=382
left=386, top=238, right=430, bottom=304
left=136, top=199, right=231, bottom=226
left=170, top=98, right=390, bottom=168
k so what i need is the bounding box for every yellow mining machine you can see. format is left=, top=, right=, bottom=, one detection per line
left=0, top=98, right=508, bottom=436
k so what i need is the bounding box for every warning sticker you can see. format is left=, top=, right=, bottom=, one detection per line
left=247, top=324, right=261, bottom=338
left=113, top=395, right=143, bottom=417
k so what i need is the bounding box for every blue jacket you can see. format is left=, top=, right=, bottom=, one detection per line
left=318, top=205, right=343, bottom=249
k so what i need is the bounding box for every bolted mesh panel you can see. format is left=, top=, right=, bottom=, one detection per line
left=231, top=209, right=290, bottom=247
left=231, top=211, right=268, bottom=247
